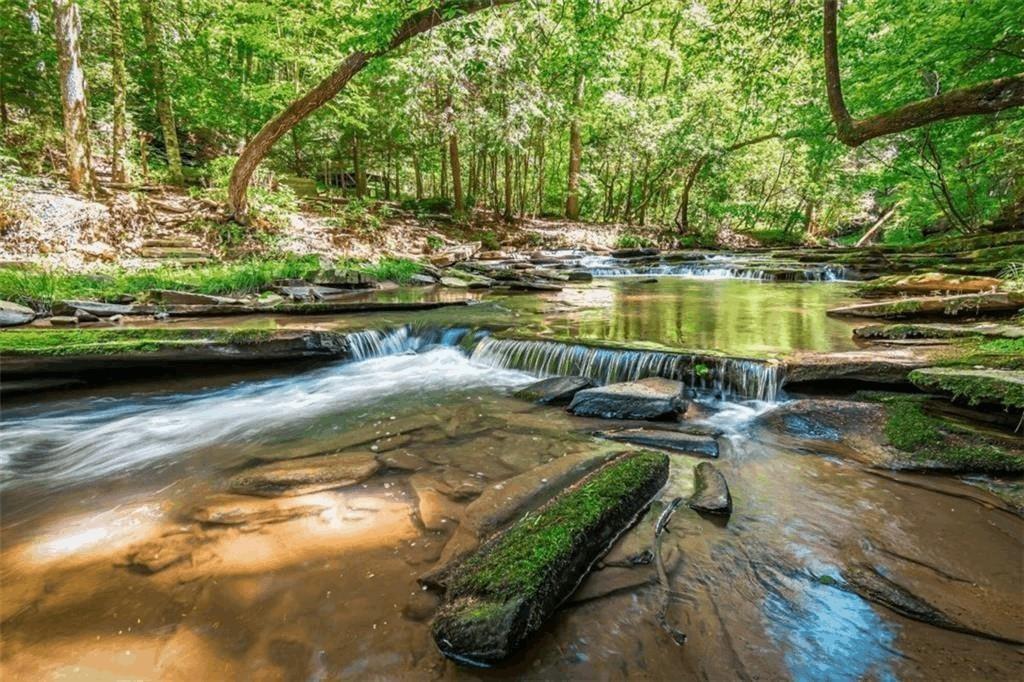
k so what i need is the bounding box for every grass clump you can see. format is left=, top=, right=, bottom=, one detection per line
left=862, top=393, right=1022, bottom=472
left=357, top=257, right=422, bottom=284
left=0, top=327, right=274, bottom=356
left=451, top=451, right=668, bottom=600
left=940, top=337, right=1024, bottom=370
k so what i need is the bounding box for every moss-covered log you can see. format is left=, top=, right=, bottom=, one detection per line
left=431, top=450, right=669, bottom=666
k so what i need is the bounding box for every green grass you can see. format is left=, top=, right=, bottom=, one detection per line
left=862, top=393, right=1022, bottom=472
left=939, top=337, right=1024, bottom=370
left=0, top=327, right=274, bottom=356
left=0, top=255, right=425, bottom=310
left=451, top=451, right=668, bottom=600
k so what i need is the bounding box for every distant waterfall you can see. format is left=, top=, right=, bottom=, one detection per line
left=577, top=255, right=852, bottom=281
left=346, top=325, right=470, bottom=360
left=470, top=336, right=784, bottom=401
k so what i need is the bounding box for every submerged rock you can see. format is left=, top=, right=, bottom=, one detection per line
left=687, top=462, right=732, bottom=515
left=430, top=451, right=669, bottom=666
left=227, top=452, right=380, bottom=497
left=191, top=495, right=329, bottom=526
left=596, top=428, right=719, bottom=458
left=841, top=565, right=1023, bottom=645
left=569, top=377, right=686, bottom=420
left=0, top=300, right=36, bottom=327
left=514, top=376, right=594, bottom=405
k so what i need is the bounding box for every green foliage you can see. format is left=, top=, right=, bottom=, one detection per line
left=615, top=233, right=654, bottom=249
left=475, top=230, right=501, bottom=251
left=426, top=235, right=445, bottom=252
left=1000, top=263, right=1024, bottom=293
left=357, top=257, right=421, bottom=284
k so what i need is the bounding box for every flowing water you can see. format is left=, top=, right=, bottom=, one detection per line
left=2, top=274, right=1021, bottom=680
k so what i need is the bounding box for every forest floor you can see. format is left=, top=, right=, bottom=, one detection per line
left=0, top=175, right=750, bottom=271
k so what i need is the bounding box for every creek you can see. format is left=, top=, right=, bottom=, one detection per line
left=1, top=269, right=1020, bottom=680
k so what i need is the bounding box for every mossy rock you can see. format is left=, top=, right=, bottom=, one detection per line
left=0, top=327, right=275, bottom=356
left=863, top=393, right=1024, bottom=473
left=431, top=450, right=669, bottom=666
left=909, top=367, right=1024, bottom=410
left=856, top=273, right=1002, bottom=298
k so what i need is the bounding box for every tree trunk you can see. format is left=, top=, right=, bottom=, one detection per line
left=535, top=137, right=545, bottom=216
left=52, top=0, right=94, bottom=194
left=352, top=134, right=366, bottom=197
left=413, top=152, right=423, bottom=200
left=227, top=0, right=516, bottom=221
left=565, top=71, right=584, bottom=220
left=503, top=150, right=513, bottom=221
left=823, top=0, right=1024, bottom=147
left=139, top=0, right=183, bottom=185
left=108, top=0, right=129, bottom=183
left=450, top=132, right=463, bottom=213
left=855, top=203, right=901, bottom=246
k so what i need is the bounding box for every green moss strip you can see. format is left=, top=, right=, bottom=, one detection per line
left=862, top=393, right=1023, bottom=473
left=432, top=450, right=669, bottom=665
left=0, top=327, right=274, bottom=356
left=910, top=367, right=1024, bottom=410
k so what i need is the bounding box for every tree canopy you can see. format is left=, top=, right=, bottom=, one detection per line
left=2, top=0, right=1022, bottom=242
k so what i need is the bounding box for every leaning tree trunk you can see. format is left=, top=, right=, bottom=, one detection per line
left=108, top=0, right=128, bottom=183
left=823, top=0, right=1024, bottom=147
left=52, top=0, right=94, bottom=194
left=228, top=0, right=517, bottom=222
left=450, top=132, right=463, bottom=213
left=565, top=71, right=585, bottom=220
left=139, top=0, right=183, bottom=185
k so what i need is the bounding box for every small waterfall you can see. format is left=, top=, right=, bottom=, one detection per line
left=346, top=325, right=469, bottom=360
left=470, top=337, right=784, bottom=401
left=577, top=254, right=853, bottom=281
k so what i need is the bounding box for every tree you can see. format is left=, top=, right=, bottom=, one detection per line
left=823, top=0, right=1024, bottom=147
left=565, top=71, right=584, bottom=220
left=107, top=0, right=129, bottom=183
left=139, top=0, right=183, bottom=185
left=52, top=0, right=94, bottom=194
left=228, top=0, right=518, bottom=222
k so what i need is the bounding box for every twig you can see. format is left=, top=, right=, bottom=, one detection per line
left=654, top=496, right=686, bottom=645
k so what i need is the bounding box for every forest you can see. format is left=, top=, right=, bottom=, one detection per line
left=1, top=2, right=1023, bottom=681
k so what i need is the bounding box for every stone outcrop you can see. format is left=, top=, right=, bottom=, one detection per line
left=686, top=462, right=732, bottom=515
left=596, top=428, right=719, bottom=458
left=514, top=376, right=594, bottom=405
left=568, top=377, right=687, bottom=420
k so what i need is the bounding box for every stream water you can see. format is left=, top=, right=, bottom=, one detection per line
left=1, top=275, right=1021, bottom=680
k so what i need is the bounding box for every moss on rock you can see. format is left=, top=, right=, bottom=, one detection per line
left=432, top=450, right=669, bottom=665
left=862, top=393, right=1023, bottom=473
left=909, top=367, right=1024, bottom=410
left=0, top=327, right=274, bottom=356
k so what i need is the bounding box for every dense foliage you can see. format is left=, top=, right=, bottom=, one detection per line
left=2, top=0, right=1021, bottom=243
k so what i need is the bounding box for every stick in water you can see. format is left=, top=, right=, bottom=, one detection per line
left=654, top=496, right=686, bottom=645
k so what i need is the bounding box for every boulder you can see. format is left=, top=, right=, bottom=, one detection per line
left=514, top=376, right=594, bottom=405
left=49, top=316, right=79, bottom=327
left=597, top=428, right=719, bottom=458
left=687, top=462, right=732, bottom=515
left=430, top=451, right=669, bottom=666
left=73, top=309, right=101, bottom=323
left=0, top=300, right=36, bottom=327
left=409, top=274, right=438, bottom=286
left=566, top=270, right=594, bottom=282
left=569, top=377, right=686, bottom=420
left=440, top=277, right=470, bottom=288
left=227, top=452, right=380, bottom=497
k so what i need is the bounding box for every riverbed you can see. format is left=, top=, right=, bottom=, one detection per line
left=1, top=274, right=1021, bottom=680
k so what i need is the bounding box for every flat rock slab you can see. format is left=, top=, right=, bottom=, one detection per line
left=827, top=291, right=1024, bottom=319
left=854, top=322, right=1024, bottom=341
left=784, top=348, right=934, bottom=384
left=596, top=428, right=719, bottom=458
left=227, top=452, right=380, bottom=497
left=191, top=495, right=329, bottom=526
left=569, top=377, right=686, bottom=420
left=687, top=462, right=732, bottom=515
left=910, top=367, right=1024, bottom=409
left=0, top=300, right=36, bottom=327
left=148, top=289, right=242, bottom=305
left=858, top=272, right=1002, bottom=297
left=514, top=376, right=594, bottom=405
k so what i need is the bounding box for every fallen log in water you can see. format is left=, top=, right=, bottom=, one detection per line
left=430, top=450, right=669, bottom=666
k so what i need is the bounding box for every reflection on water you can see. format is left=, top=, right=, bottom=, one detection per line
left=542, top=279, right=860, bottom=354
